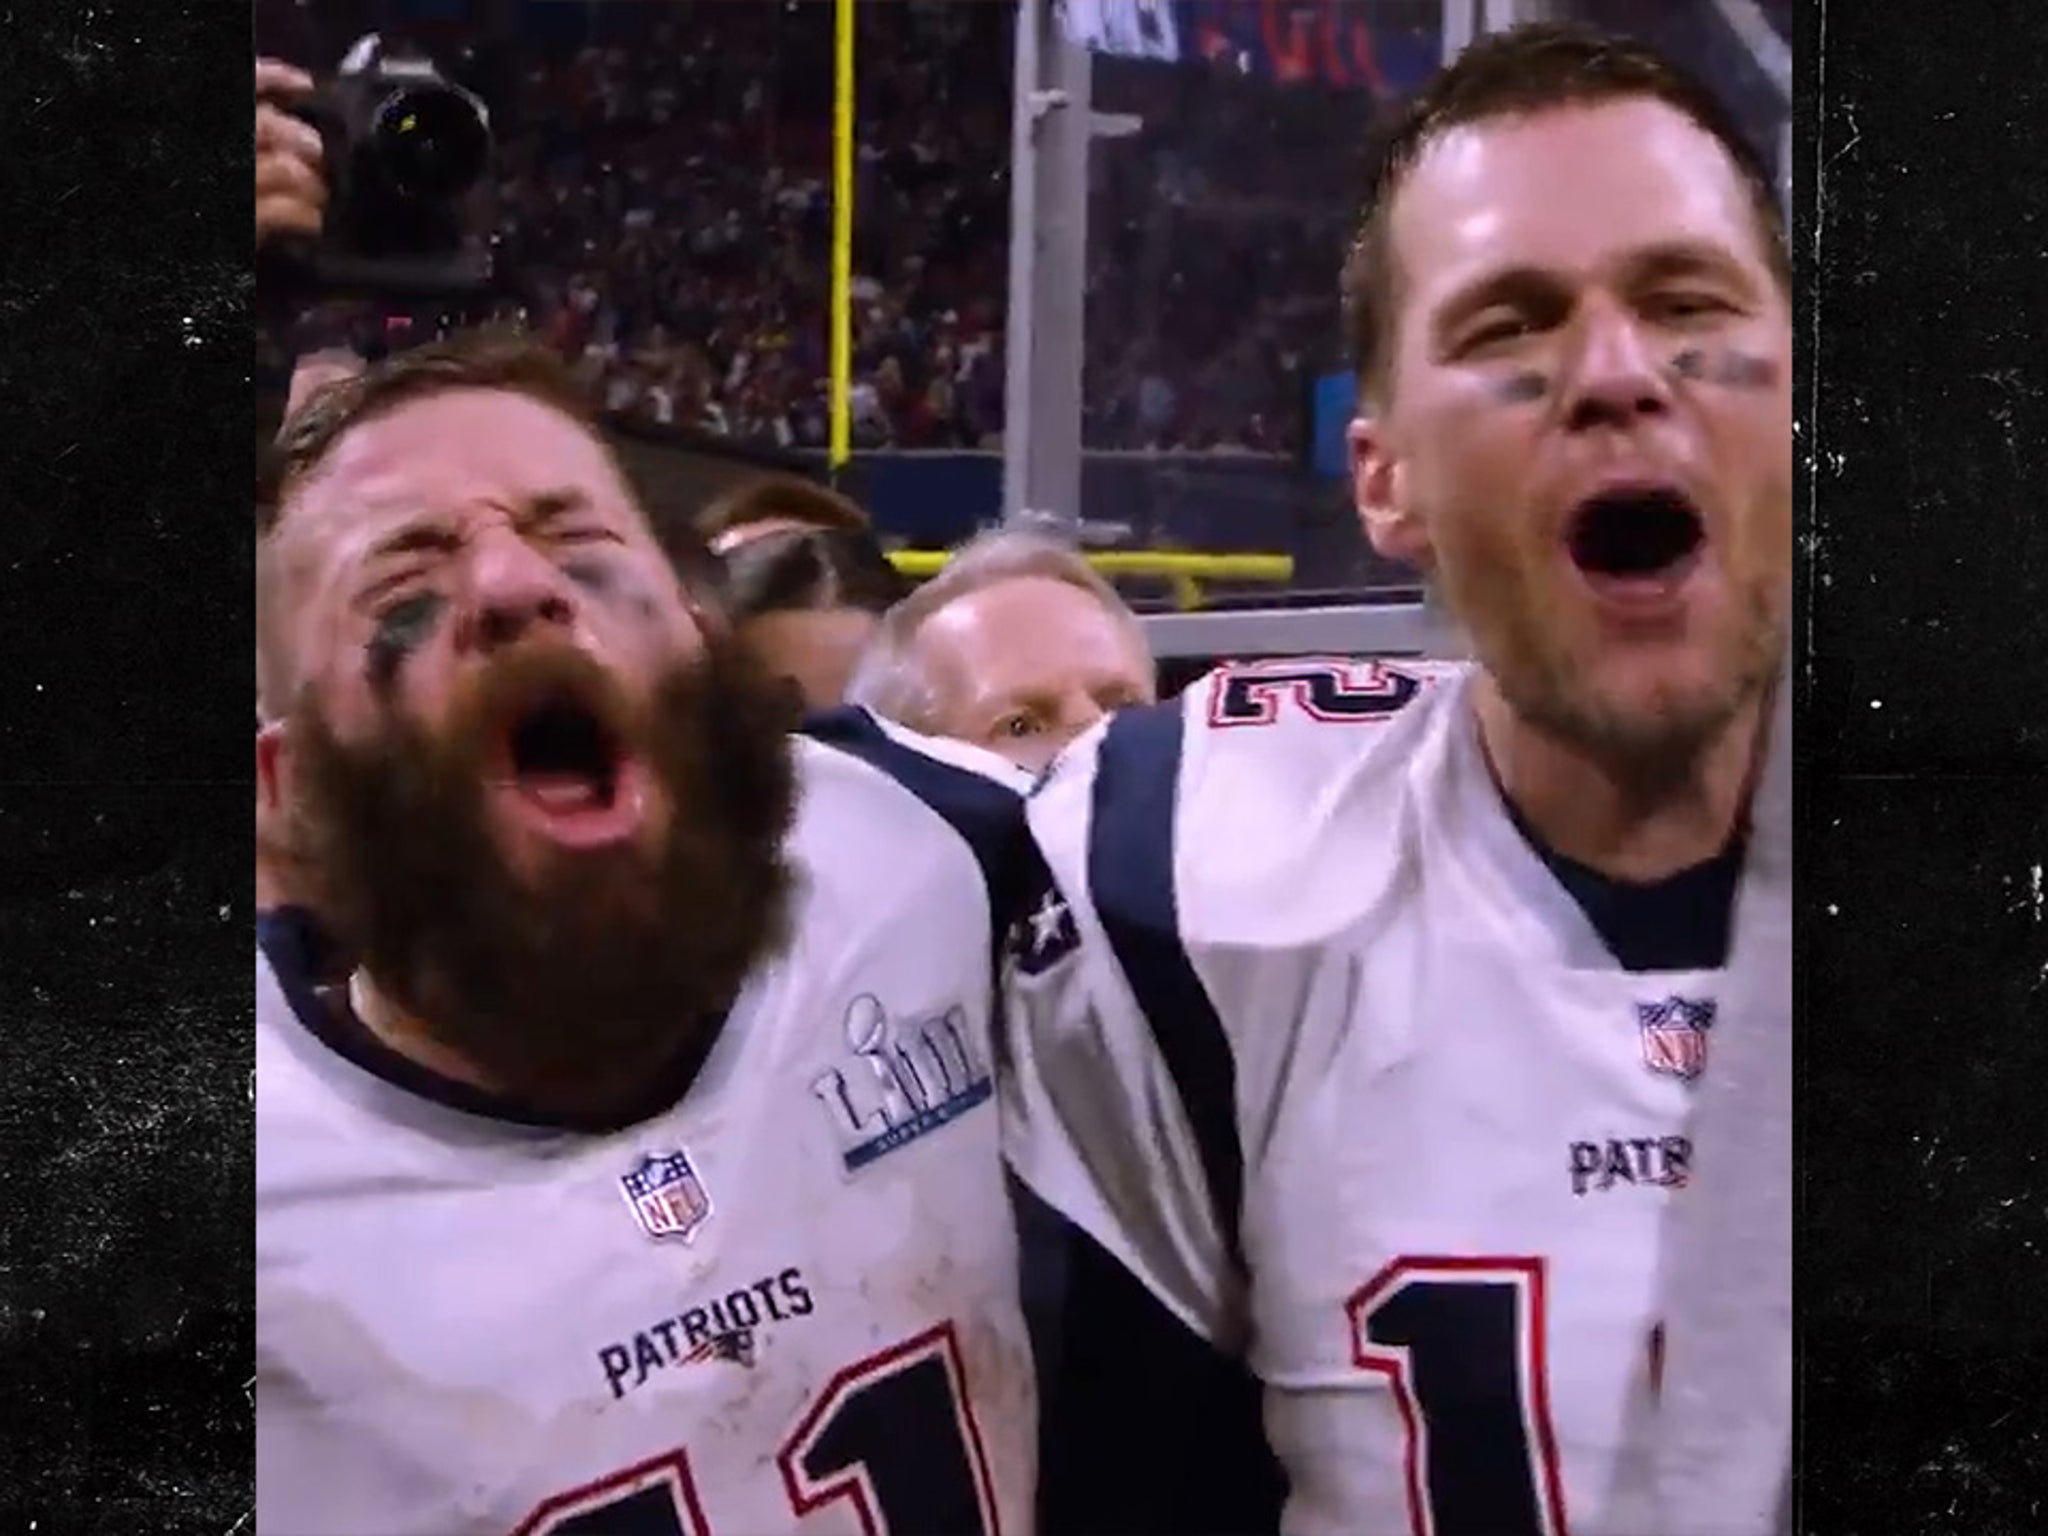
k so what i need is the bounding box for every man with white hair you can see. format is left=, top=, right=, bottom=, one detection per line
left=849, top=528, right=1157, bottom=774
left=854, top=531, right=1289, bottom=1533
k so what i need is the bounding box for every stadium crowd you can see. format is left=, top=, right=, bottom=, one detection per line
left=258, top=0, right=1371, bottom=456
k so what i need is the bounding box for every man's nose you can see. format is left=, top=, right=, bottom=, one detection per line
left=458, top=533, right=578, bottom=653
left=1560, top=299, right=1674, bottom=433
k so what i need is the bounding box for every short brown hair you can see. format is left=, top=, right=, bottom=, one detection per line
left=696, top=474, right=870, bottom=547
left=722, top=526, right=909, bottom=624
left=1340, top=22, right=1790, bottom=404
left=259, top=330, right=602, bottom=536
left=255, top=331, right=640, bottom=720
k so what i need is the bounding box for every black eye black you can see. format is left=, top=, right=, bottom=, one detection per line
left=366, top=591, right=448, bottom=680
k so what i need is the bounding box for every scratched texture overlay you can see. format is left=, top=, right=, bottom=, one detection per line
left=0, top=3, right=252, bottom=1533
left=1798, top=1, right=2048, bottom=1532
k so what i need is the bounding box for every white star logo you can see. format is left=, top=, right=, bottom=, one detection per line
left=1027, top=890, right=1070, bottom=956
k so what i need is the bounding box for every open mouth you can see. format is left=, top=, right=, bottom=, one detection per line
left=493, top=690, right=646, bottom=848
left=509, top=695, right=621, bottom=810
left=1566, top=486, right=1706, bottom=596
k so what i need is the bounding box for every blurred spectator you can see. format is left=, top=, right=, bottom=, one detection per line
left=722, top=524, right=909, bottom=713
left=698, top=473, right=873, bottom=556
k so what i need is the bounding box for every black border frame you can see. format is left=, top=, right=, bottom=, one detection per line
left=1795, top=3, right=2048, bottom=1530
left=0, top=4, right=253, bottom=1531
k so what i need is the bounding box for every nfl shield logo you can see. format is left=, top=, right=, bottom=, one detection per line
left=620, top=1149, right=713, bottom=1243
left=1636, top=996, right=1715, bottom=1080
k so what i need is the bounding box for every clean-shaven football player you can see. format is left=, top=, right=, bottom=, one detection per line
left=255, top=336, right=1038, bottom=1535
left=1001, top=23, right=1791, bottom=1536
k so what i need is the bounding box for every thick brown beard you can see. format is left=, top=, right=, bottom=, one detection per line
left=289, top=635, right=799, bottom=1112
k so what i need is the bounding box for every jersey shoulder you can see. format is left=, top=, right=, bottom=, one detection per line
left=1177, top=653, right=1466, bottom=801
left=1031, top=658, right=1468, bottom=950
left=797, top=707, right=1033, bottom=925
left=255, top=937, right=383, bottom=1196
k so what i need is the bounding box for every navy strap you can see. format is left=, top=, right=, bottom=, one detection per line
left=801, top=708, right=1033, bottom=931
left=1086, top=703, right=1247, bottom=1275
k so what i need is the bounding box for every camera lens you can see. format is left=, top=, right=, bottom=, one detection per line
left=370, top=86, right=490, bottom=202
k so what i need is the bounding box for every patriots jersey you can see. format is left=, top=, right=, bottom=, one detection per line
left=258, top=716, right=1038, bottom=1536
left=1001, top=658, right=1768, bottom=1536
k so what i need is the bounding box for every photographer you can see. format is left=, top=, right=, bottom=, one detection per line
left=256, top=59, right=326, bottom=251
left=256, top=58, right=368, bottom=420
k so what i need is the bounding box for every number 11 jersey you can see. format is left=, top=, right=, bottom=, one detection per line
left=258, top=723, right=1037, bottom=1536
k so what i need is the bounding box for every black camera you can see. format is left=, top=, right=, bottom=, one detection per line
left=281, top=35, right=496, bottom=301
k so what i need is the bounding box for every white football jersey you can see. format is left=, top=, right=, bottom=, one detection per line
left=1002, top=659, right=1764, bottom=1536
left=258, top=717, right=1038, bottom=1536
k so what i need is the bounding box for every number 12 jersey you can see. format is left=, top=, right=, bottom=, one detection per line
left=1002, top=661, right=1747, bottom=1536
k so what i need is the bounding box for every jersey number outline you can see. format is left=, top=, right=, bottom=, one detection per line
left=514, top=1321, right=1000, bottom=1536
left=1206, top=657, right=1422, bottom=728
left=1345, top=1257, right=1570, bottom=1536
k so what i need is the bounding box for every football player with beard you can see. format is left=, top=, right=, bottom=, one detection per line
left=254, top=336, right=1038, bottom=1535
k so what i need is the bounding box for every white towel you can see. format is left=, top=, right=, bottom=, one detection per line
left=1646, top=659, right=1794, bottom=1531
left=1643, top=656, right=1796, bottom=1535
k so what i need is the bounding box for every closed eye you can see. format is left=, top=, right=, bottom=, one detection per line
left=1435, top=268, right=1574, bottom=361
left=1646, top=291, right=1738, bottom=323
left=360, top=568, right=434, bottom=607
left=1461, top=313, right=1542, bottom=351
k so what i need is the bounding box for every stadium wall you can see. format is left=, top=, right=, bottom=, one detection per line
left=256, top=388, right=1401, bottom=600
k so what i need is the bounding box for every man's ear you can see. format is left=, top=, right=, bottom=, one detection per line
left=1348, top=413, right=1430, bottom=568
left=256, top=721, right=290, bottom=814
